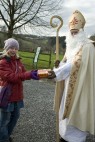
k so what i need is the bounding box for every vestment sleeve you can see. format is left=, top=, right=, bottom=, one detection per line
left=53, top=61, right=71, bottom=81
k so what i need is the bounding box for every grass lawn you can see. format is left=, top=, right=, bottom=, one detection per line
left=19, top=51, right=63, bottom=70
left=0, top=49, right=64, bottom=70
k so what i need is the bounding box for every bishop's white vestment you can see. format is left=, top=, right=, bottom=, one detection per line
left=53, top=40, right=95, bottom=142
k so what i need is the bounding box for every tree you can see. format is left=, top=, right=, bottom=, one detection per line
left=48, top=36, right=66, bottom=49
left=0, top=0, right=62, bottom=38
left=0, top=25, right=7, bottom=32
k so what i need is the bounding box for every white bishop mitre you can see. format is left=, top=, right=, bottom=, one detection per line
left=69, top=10, right=86, bottom=30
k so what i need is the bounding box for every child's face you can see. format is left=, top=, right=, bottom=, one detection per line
left=7, top=47, right=18, bottom=56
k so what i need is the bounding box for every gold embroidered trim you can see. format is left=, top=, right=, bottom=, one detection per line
left=63, top=48, right=82, bottom=118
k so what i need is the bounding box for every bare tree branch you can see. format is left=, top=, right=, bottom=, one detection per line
left=0, top=10, right=9, bottom=27
left=0, top=0, right=63, bottom=37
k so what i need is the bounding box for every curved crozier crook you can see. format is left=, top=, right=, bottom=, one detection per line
left=50, top=15, right=63, bottom=60
left=50, top=15, right=63, bottom=33
left=50, top=15, right=63, bottom=142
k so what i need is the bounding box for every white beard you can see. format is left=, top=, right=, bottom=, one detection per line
left=65, top=29, right=89, bottom=61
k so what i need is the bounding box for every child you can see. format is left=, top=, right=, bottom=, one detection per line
left=0, top=38, right=39, bottom=142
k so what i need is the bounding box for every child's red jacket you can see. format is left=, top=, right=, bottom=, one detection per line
left=0, top=55, right=32, bottom=102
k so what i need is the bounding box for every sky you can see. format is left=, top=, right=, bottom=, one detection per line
left=58, top=0, right=95, bottom=37
left=0, top=0, right=95, bottom=37
left=32, top=0, right=95, bottom=37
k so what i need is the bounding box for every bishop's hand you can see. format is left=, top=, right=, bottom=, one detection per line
left=48, top=70, right=56, bottom=79
left=54, top=60, right=60, bottom=68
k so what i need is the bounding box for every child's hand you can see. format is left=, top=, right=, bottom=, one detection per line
left=31, top=70, right=39, bottom=80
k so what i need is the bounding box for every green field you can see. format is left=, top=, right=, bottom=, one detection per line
left=0, top=49, right=63, bottom=70
left=19, top=51, right=63, bottom=70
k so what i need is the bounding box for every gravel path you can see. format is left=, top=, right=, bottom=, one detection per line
left=12, top=79, right=95, bottom=142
